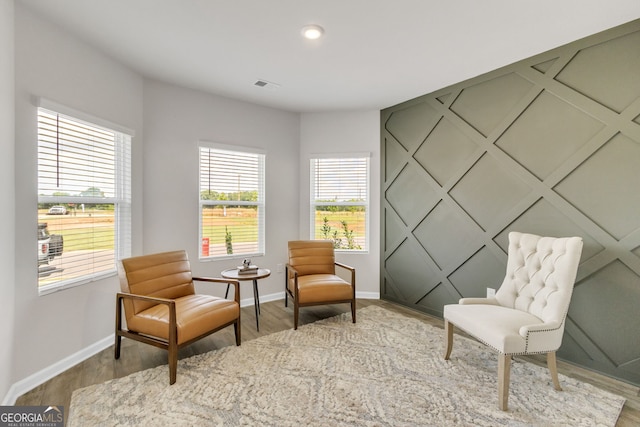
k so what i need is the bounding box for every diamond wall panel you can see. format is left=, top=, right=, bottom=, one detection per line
left=495, top=91, right=604, bottom=180
left=555, top=30, right=640, bottom=113
left=385, top=103, right=441, bottom=152
left=494, top=198, right=604, bottom=262
left=569, top=261, right=640, bottom=366
left=413, top=201, right=480, bottom=269
left=449, top=154, right=531, bottom=231
left=384, top=137, right=407, bottom=178
left=447, top=247, right=505, bottom=298
left=381, top=19, right=640, bottom=385
left=385, top=165, right=439, bottom=226
left=554, top=133, right=640, bottom=240
left=413, top=117, right=478, bottom=186
left=385, top=238, right=440, bottom=303
left=449, top=73, right=534, bottom=137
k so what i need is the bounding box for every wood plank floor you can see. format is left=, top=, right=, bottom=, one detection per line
left=16, top=299, right=640, bottom=426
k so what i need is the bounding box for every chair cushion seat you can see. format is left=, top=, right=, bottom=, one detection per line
left=292, top=274, right=353, bottom=304
left=127, top=294, right=239, bottom=345
left=444, top=304, right=545, bottom=354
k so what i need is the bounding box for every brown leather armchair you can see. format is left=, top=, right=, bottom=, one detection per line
left=285, top=240, right=356, bottom=330
left=115, top=250, right=240, bottom=384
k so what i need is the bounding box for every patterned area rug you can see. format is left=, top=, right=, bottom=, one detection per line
left=69, top=306, right=624, bottom=426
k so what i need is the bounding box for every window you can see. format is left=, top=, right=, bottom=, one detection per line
left=199, top=143, right=265, bottom=259
left=37, top=102, right=132, bottom=294
left=310, top=155, right=369, bottom=251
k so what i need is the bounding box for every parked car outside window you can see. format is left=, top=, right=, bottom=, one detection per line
left=48, top=206, right=67, bottom=215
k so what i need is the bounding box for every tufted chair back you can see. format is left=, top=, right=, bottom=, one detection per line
left=495, top=232, right=583, bottom=324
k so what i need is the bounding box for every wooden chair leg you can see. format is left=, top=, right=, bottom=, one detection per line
left=234, top=319, right=241, bottom=346
left=444, top=320, right=454, bottom=360
left=284, top=269, right=289, bottom=307
left=114, top=296, right=122, bottom=359
left=547, top=351, right=562, bottom=391
left=114, top=334, right=122, bottom=359
left=168, top=342, right=178, bottom=385
left=351, top=299, right=356, bottom=323
left=294, top=300, right=299, bottom=330
left=498, top=353, right=511, bottom=411
left=168, top=305, right=178, bottom=385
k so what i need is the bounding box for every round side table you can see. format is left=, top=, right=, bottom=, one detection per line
left=221, top=268, right=271, bottom=331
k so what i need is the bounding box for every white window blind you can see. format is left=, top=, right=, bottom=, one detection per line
left=199, top=144, right=265, bottom=259
left=310, top=156, right=369, bottom=251
left=37, top=107, right=132, bottom=294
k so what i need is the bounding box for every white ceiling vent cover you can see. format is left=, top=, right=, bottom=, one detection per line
left=254, top=79, right=281, bottom=90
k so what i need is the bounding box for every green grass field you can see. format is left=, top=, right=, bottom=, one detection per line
left=39, top=208, right=366, bottom=251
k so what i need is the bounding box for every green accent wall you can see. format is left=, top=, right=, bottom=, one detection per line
left=381, top=19, right=640, bottom=385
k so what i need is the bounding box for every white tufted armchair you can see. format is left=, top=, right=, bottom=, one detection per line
left=443, top=231, right=583, bottom=410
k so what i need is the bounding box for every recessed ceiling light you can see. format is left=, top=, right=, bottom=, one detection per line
left=301, top=24, right=324, bottom=40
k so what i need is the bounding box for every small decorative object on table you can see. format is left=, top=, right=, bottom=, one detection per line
left=237, top=259, right=258, bottom=274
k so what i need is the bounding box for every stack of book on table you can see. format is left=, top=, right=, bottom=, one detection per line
left=237, top=264, right=259, bottom=274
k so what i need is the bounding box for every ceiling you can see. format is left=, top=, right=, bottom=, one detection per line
left=19, top=0, right=640, bottom=113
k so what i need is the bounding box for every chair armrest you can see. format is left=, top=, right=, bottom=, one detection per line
left=117, top=292, right=174, bottom=306
left=285, top=264, right=298, bottom=275
left=459, top=297, right=500, bottom=305
left=285, top=264, right=300, bottom=292
left=335, top=262, right=356, bottom=291
left=519, top=321, right=562, bottom=336
left=335, top=262, right=355, bottom=272
left=193, top=277, right=240, bottom=304
left=115, top=292, right=177, bottom=346
left=285, top=263, right=300, bottom=277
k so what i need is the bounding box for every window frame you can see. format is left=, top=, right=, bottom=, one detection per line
left=198, top=141, right=266, bottom=261
left=309, top=153, right=370, bottom=253
left=36, top=99, right=133, bottom=295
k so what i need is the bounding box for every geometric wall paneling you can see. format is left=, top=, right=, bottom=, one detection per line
left=413, top=200, right=481, bottom=270
left=414, top=282, right=458, bottom=317
left=384, top=135, right=408, bottom=178
left=495, top=90, right=605, bottom=180
left=413, top=117, right=480, bottom=186
left=448, top=153, right=533, bottom=231
left=381, top=19, right=640, bottom=385
left=384, top=237, right=441, bottom=304
left=436, top=93, right=452, bottom=105
left=449, top=72, right=535, bottom=137
left=555, top=30, right=640, bottom=114
left=384, top=163, right=441, bottom=227
left=447, top=246, right=506, bottom=298
left=494, top=198, right=605, bottom=262
left=554, top=133, right=640, bottom=240
left=384, top=207, right=407, bottom=252
left=531, top=57, right=559, bottom=74
left=567, top=260, right=640, bottom=380
left=384, top=101, right=442, bottom=152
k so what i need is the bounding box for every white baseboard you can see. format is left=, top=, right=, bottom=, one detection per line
left=3, top=292, right=380, bottom=405
left=2, top=334, right=114, bottom=405
left=240, top=291, right=285, bottom=307
left=356, top=291, right=380, bottom=300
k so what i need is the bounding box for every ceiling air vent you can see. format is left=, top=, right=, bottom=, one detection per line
left=254, top=79, right=281, bottom=91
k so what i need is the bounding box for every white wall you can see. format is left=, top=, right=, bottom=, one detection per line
left=0, top=0, right=16, bottom=403
left=299, top=112, right=381, bottom=297
left=142, top=79, right=300, bottom=301
left=12, top=3, right=143, bottom=388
